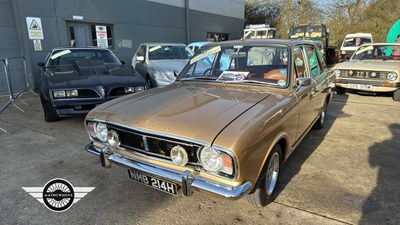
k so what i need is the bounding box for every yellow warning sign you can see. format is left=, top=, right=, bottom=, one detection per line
left=26, top=17, right=44, bottom=40
left=29, top=19, right=41, bottom=30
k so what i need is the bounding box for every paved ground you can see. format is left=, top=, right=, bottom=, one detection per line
left=0, top=91, right=399, bottom=225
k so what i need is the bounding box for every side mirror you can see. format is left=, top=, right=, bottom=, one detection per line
left=120, top=60, right=125, bottom=65
left=37, top=62, right=45, bottom=67
left=296, top=77, right=312, bottom=87
left=136, top=56, right=144, bottom=62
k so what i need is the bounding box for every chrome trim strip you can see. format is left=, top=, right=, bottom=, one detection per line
left=86, top=144, right=251, bottom=200
left=89, top=119, right=211, bottom=147
left=86, top=119, right=238, bottom=179
left=142, top=135, right=149, bottom=151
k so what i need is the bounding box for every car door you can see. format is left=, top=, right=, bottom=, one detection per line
left=133, top=45, right=146, bottom=76
left=293, top=46, right=317, bottom=140
left=304, top=45, right=327, bottom=117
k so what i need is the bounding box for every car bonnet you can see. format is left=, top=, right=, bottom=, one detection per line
left=87, top=83, right=271, bottom=144
left=336, top=60, right=400, bottom=71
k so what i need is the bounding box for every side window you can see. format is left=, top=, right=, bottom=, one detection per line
left=293, top=47, right=307, bottom=78
left=304, top=46, right=322, bottom=77
left=136, top=45, right=145, bottom=57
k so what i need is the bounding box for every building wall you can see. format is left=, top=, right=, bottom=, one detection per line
left=5, top=0, right=244, bottom=91
left=0, top=0, right=24, bottom=94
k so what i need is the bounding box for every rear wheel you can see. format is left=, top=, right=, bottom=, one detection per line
left=247, top=145, right=282, bottom=207
left=40, top=96, right=59, bottom=122
left=335, top=86, right=346, bottom=95
left=313, top=100, right=328, bottom=130
left=393, top=89, right=400, bottom=102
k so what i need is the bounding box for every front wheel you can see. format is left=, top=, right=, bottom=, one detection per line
left=335, top=86, right=346, bottom=95
left=247, top=145, right=282, bottom=207
left=146, top=75, right=153, bottom=88
left=393, top=89, right=400, bottom=102
left=40, top=96, right=59, bottom=122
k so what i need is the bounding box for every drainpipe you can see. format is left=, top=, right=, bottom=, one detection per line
left=185, top=0, right=190, bottom=44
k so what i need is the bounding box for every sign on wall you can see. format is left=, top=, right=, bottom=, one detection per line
left=26, top=17, right=44, bottom=40
left=33, top=40, right=42, bottom=51
left=95, top=25, right=108, bottom=48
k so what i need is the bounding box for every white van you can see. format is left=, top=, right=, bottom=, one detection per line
left=339, top=33, right=373, bottom=62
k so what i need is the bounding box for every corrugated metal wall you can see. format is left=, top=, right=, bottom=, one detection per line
left=0, top=0, right=24, bottom=95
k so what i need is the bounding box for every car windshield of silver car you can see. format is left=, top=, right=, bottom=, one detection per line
left=148, top=45, right=193, bottom=60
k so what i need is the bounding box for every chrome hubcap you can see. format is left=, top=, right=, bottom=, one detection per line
left=320, top=110, right=325, bottom=124
left=265, top=152, right=280, bottom=196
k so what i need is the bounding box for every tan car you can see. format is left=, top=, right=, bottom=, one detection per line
left=334, top=43, right=400, bottom=101
left=84, top=40, right=334, bottom=207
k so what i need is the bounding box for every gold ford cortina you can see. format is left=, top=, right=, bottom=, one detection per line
left=334, top=43, right=400, bottom=101
left=84, top=39, right=334, bottom=207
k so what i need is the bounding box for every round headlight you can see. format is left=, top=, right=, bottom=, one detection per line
left=341, top=51, right=346, bottom=55
left=371, top=72, right=377, bottom=77
left=107, top=130, right=120, bottom=147
left=387, top=72, right=398, bottom=81
left=349, top=70, right=353, bottom=76
left=335, top=70, right=341, bottom=77
left=170, top=146, right=188, bottom=166
left=199, top=147, right=223, bottom=172
left=95, top=122, right=108, bottom=142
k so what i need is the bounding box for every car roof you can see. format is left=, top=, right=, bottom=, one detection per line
left=51, top=47, right=112, bottom=51
left=141, top=43, right=186, bottom=46
left=359, top=42, right=400, bottom=46
left=345, top=33, right=373, bottom=38
left=188, top=42, right=210, bottom=47
left=201, top=39, right=315, bottom=48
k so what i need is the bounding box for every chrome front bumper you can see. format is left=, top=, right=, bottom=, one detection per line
left=85, top=143, right=251, bottom=200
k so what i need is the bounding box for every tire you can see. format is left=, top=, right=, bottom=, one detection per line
left=146, top=75, right=153, bottom=88
left=335, top=86, right=346, bottom=95
left=313, top=100, right=327, bottom=130
left=393, top=89, right=400, bottom=102
left=247, top=145, right=282, bottom=207
left=40, top=96, right=59, bottom=122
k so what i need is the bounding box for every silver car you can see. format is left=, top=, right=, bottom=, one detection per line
left=131, top=43, right=193, bottom=87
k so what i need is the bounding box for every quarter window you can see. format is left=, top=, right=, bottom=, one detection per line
left=293, top=47, right=307, bottom=78
left=304, top=46, right=322, bottom=77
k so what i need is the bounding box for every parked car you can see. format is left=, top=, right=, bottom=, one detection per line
left=85, top=39, right=334, bottom=207
left=334, top=43, right=400, bottom=101
left=188, top=42, right=210, bottom=53
left=339, top=33, right=373, bottom=62
left=38, top=47, right=147, bottom=122
left=131, top=43, right=193, bottom=88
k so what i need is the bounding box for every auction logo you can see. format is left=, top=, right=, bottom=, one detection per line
left=22, top=178, right=95, bottom=212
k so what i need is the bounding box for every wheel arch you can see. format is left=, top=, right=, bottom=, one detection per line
left=249, top=133, right=288, bottom=194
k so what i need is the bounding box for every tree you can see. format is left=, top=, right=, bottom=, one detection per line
left=245, top=0, right=280, bottom=27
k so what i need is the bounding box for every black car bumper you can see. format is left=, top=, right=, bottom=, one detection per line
left=52, top=97, right=120, bottom=116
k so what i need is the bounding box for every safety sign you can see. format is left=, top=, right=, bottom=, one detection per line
left=26, top=17, right=44, bottom=40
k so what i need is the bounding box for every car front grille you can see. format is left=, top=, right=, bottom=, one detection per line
left=77, top=89, right=101, bottom=98
left=340, top=70, right=388, bottom=79
left=107, top=124, right=201, bottom=166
